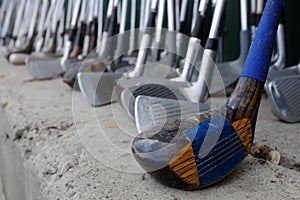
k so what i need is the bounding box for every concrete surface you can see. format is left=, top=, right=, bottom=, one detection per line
left=0, top=56, right=299, bottom=200
left=0, top=176, right=5, bottom=200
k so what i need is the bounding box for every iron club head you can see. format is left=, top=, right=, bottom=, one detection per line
left=134, top=95, right=215, bottom=134
left=266, top=75, right=300, bottom=123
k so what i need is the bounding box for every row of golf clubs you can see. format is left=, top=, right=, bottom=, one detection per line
left=0, top=0, right=293, bottom=190
left=0, top=0, right=298, bottom=125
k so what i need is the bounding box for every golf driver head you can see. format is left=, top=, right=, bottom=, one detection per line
left=131, top=0, right=283, bottom=190
left=134, top=95, right=215, bottom=133
left=266, top=75, right=300, bottom=123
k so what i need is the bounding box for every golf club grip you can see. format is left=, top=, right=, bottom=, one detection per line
left=241, top=0, right=284, bottom=81
left=191, top=14, right=205, bottom=39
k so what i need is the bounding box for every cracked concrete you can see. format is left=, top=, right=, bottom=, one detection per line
left=0, top=57, right=299, bottom=199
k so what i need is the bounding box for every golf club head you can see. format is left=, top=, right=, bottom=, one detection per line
left=27, top=57, right=64, bottom=79
left=63, top=62, right=82, bottom=90
left=62, top=56, right=110, bottom=89
left=118, top=78, right=188, bottom=121
left=131, top=0, right=283, bottom=190
left=78, top=72, right=123, bottom=106
left=9, top=53, right=30, bottom=65
left=134, top=95, right=215, bottom=133
left=265, top=64, right=300, bottom=88
left=266, top=75, right=300, bottom=123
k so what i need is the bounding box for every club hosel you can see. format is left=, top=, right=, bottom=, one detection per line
left=194, top=49, right=218, bottom=103
left=174, top=33, right=187, bottom=68
left=191, top=14, right=205, bottom=39
left=165, top=31, right=177, bottom=67
left=240, top=0, right=284, bottom=82
left=238, top=30, right=251, bottom=60
left=127, top=34, right=152, bottom=77
left=89, top=17, right=98, bottom=50
left=273, top=23, right=285, bottom=70
left=103, top=17, right=111, bottom=34
left=115, top=32, right=127, bottom=64
left=180, top=37, right=201, bottom=80
left=69, top=27, right=77, bottom=43
left=61, top=41, right=73, bottom=69
left=82, top=22, right=93, bottom=56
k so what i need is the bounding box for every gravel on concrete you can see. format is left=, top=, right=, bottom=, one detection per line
left=0, top=57, right=299, bottom=200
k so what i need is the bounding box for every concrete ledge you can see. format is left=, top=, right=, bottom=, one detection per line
left=0, top=57, right=299, bottom=199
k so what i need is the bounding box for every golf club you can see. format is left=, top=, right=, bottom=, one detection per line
left=9, top=0, right=41, bottom=65
left=133, top=0, right=219, bottom=132
left=7, top=0, right=26, bottom=50
left=211, top=0, right=251, bottom=94
left=68, top=0, right=88, bottom=59
left=250, top=0, right=257, bottom=40
left=173, top=0, right=188, bottom=69
left=82, top=0, right=96, bottom=57
left=60, top=0, right=83, bottom=68
left=131, top=0, right=283, bottom=190
left=2, top=0, right=28, bottom=57
left=266, top=74, right=300, bottom=123
left=0, top=0, right=17, bottom=48
left=64, top=0, right=130, bottom=89
left=34, top=0, right=52, bottom=53
left=128, top=0, right=137, bottom=55
left=27, top=0, right=80, bottom=79
left=88, top=0, right=99, bottom=54
left=77, top=0, right=159, bottom=106
left=269, top=13, right=286, bottom=71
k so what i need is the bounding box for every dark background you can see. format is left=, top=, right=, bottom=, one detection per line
left=222, top=0, right=300, bottom=65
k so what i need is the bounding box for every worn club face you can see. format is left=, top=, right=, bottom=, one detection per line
left=132, top=77, right=264, bottom=190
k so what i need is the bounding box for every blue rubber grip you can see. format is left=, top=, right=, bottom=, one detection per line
left=241, top=0, right=284, bottom=82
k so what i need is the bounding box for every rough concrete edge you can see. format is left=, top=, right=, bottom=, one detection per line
left=0, top=175, right=6, bottom=200
left=0, top=105, right=45, bottom=200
